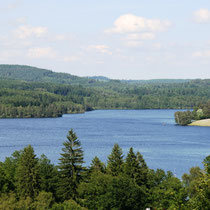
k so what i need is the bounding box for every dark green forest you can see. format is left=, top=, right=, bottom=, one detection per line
left=0, top=129, right=209, bottom=209
left=0, top=65, right=210, bottom=118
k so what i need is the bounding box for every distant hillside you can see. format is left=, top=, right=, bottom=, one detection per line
left=87, top=76, right=110, bottom=81
left=121, top=79, right=190, bottom=84
left=0, top=64, right=94, bottom=85
left=0, top=64, right=190, bottom=86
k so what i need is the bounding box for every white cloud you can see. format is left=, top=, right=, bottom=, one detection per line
left=16, top=17, right=27, bottom=24
left=126, top=33, right=156, bottom=40
left=27, top=47, right=56, bottom=59
left=88, top=45, right=112, bottom=55
left=55, top=34, right=67, bottom=41
left=125, top=41, right=143, bottom=48
left=16, top=25, right=48, bottom=39
left=106, top=14, right=172, bottom=34
left=193, top=9, right=210, bottom=23
left=193, top=50, right=210, bottom=57
left=63, top=56, right=79, bottom=62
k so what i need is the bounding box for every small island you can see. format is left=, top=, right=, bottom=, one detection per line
left=175, top=102, right=210, bottom=126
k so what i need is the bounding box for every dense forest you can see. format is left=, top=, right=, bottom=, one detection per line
left=174, top=101, right=210, bottom=125
left=0, top=129, right=209, bottom=209
left=0, top=65, right=210, bottom=118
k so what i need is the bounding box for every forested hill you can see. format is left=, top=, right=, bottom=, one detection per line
left=0, top=65, right=93, bottom=85
left=0, top=64, right=210, bottom=118
left=0, top=64, right=189, bottom=86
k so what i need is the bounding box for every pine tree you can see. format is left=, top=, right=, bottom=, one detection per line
left=107, top=143, right=124, bottom=176
left=16, top=145, right=39, bottom=198
left=58, top=129, right=84, bottom=200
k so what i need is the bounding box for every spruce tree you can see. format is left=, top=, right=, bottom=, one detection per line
left=136, top=152, right=149, bottom=186
left=124, top=147, right=139, bottom=179
left=107, top=143, right=124, bottom=176
left=90, top=156, right=106, bottom=173
left=58, top=129, right=84, bottom=200
left=16, top=145, right=39, bottom=198
left=124, top=148, right=149, bottom=186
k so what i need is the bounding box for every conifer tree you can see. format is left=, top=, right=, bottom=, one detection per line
left=90, top=156, right=106, bottom=173
left=38, top=154, right=58, bottom=196
left=124, top=147, right=139, bottom=179
left=136, top=152, right=149, bottom=186
left=124, top=148, right=149, bottom=186
left=107, top=143, right=124, bottom=176
left=58, top=129, right=84, bottom=200
left=16, top=145, right=39, bottom=198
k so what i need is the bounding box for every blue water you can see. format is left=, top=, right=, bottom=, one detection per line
left=0, top=110, right=209, bottom=178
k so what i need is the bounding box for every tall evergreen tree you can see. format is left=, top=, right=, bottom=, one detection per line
left=124, top=149, right=149, bottom=186
left=124, top=147, right=139, bottom=180
left=107, top=143, right=124, bottom=176
left=136, top=152, right=149, bottom=186
left=38, top=154, right=58, bottom=196
left=58, top=129, right=84, bottom=200
left=16, top=145, right=39, bottom=198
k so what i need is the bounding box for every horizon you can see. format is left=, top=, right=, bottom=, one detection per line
left=1, top=1, right=210, bottom=79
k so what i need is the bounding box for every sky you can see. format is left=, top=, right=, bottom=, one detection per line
left=0, top=0, right=210, bottom=79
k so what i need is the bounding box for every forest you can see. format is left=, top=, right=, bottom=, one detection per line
left=0, top=129, right=209, bottom=210
left=0, top=65, right=210, bottom=118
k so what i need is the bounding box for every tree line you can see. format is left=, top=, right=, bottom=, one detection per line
left=0, top=76, right=210, bottom=118
left=0, top=129, right=209, bottom=209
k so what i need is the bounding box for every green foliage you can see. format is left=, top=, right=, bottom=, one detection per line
left=90, top=156, right=106, bottom=173
left=51, top=199, right=86, bottom=210
left=174, top=110, right=193, bottom=125
left=203, top=155, right=210, bottom=174
left=58, top=129, right=84, bottom=201
left=107, top=143, right=124, bottom=176
left=32, top=191, right=54, bottom=210
left=124, top=148, right=149, bottom=187
left=182, top=161, right=210, bottom=209
left=16, top=145, right=40, bottom=198
left=0, top=193, right=17, bottom=210
left=78, top=172, right=147, bottom=210
left=38, top=154, right=59, bottom=197
left=148, top=170, right=188, bottom=209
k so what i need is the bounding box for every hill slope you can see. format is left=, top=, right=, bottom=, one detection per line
left=0, top=64, right=92, bottom=85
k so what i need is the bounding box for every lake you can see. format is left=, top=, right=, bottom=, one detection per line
left=0, top=109, right=209, bottom=178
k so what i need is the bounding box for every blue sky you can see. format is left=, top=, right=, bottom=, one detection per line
left=0, top=0, right=210, bottom=79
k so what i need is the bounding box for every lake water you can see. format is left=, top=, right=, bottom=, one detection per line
left=0, top=109, right=209, bottom=178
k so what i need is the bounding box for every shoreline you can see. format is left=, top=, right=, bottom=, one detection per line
left=189, top=119, right=210, bottom=127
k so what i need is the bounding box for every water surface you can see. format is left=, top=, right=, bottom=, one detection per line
left=0, top=110, right=209, bottom=178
